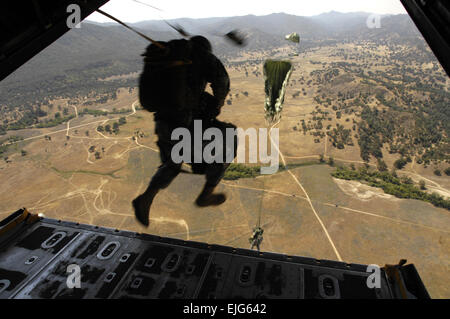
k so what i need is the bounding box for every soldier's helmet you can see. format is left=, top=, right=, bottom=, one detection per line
left=190, top=35, right=212, bottom=53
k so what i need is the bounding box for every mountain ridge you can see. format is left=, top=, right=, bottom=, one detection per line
left=0, top=11, right=423, bottom=108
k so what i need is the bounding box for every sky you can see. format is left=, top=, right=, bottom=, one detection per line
left=87, top=0, right=407, bottom=23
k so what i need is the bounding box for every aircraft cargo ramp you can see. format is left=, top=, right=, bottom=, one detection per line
left=0, top=209, right=429, bottom=299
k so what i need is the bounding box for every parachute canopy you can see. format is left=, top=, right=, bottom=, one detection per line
left=285, top=32, right=300, bottom=44
left=263, top=60, right=293, bottom=123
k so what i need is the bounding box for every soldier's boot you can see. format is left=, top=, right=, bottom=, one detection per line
left=195, top=184, right=226, bottom=207
left=133, top=188, right=159, bottom=227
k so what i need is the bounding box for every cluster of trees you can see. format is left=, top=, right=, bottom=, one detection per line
left=36, top=114, right=75, bottom=128
left=223, top=164, right=261, bottom=180
left=393, top=158, right=409, bottom=170
left=327, top=124, right=353, bottom=149
left=110, top=108, right=132, bottom=114
left=6, top=107, right=47, bottom=130
left=88, top=145, right=102, bottom=160
left=356, top=99, right=449, bottom=165
left=316, top=42, right=449, bottom=167
left=445, top=167, right=450, bottom=176
left=80, top=107, right=132, bottom=118
left=332, top=165, right=450, bottom=210
left=3, top=100, right=132, bottom=133
left=82, top=93, right=116, bottom=106
left=432, top=168, right=450, bottom=176
left=80, top=108, right=108, bottom=117
left=357, top=106, right=393, bottom=161
left=97, top=117, right=127, bottom=135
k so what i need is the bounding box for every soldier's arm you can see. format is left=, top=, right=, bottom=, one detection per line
left=205, top=53, right=230, bottom=107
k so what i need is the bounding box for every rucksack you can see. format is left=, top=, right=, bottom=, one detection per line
left=138, top=39, right=193, bottom=115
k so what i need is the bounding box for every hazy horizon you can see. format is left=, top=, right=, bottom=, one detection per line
left=86, top=10, right=406, bottom=25
left=86, top=0, right=407, bottom=23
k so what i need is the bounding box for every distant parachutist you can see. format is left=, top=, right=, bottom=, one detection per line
left=285, top=32, right=300, bottom=44
left=249, top=226, right=264, bottom=251
left=166, top=21, right=191, bottom=37
left=225, top=30, right=247, bottom=46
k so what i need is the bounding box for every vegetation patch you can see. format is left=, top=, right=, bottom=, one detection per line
left=224, top=161, right=325, bottom=180
left=36, top=114, right=75, bottom=128
left=224, top=164, right=261, bottom=180
left=332, top=165, right=450, bottom=210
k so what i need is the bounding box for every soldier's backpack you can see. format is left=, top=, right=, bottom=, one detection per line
left=138, top=39, right=193, bottom=115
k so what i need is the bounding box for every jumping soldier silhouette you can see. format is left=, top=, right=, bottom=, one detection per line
left=133, top=36, right=237, bottom=226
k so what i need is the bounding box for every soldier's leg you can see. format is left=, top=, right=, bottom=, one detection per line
left=195, top=163, right=227, bottom=207
left=196, top=120, right=238, bottom=207
left=133, top=121, right=182, bottom=226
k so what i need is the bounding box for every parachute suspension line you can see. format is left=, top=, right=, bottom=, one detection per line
left=128, top=0, right=191, bottom=37
left=127, top=0, right=247, bottom=45
left=257, top=179, right=265, bottom=228
left=131, top=0, right=164, bottom=12
left=95, top=9, right=165, bottom=49
left=248, top=180, right=265, bottom=251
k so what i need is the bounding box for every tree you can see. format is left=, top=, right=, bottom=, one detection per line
left=419, top=180, right=426, bottom=190
left=328, top=156, right=335, bottom=167
left=377, top=159, right=388, bottom=172
left=94, top=151, right=101, bottom=160
left=400, top=176, right=413, bottom=185
left=21, top=150, right=27, bottom=156
left=97, top=126, right=104, bottom=132
left=394, top=158, right=407, bottom=170
left=113, top=122, right=119, bottom=134
left=434, top=169, right=441, bottom=176
left=445, top=167, right=450, bottom=176
left=119, top=117, right=126, bottom=125
left=391, top=169, right=398, bottom=178
left=105, top=124, right=111, bottom=133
